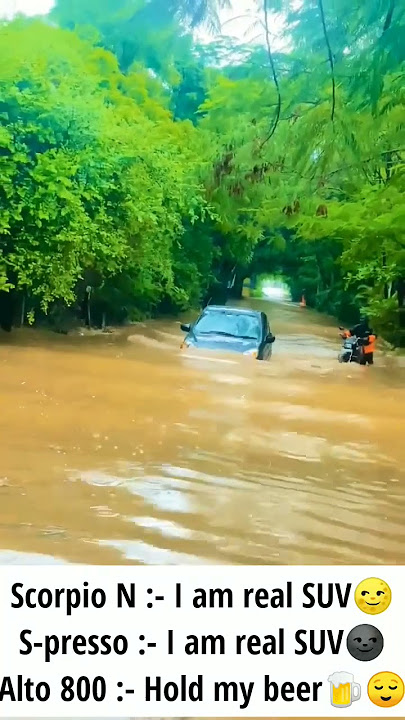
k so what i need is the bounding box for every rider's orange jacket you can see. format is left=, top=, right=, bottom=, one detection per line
left=364, top=334, right=376, bottom=354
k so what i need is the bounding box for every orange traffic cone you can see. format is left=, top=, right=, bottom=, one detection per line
left=299, top=295, right=306, bottom=307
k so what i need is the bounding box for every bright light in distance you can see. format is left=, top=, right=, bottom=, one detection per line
left=262, top=285, right=287, bottom=299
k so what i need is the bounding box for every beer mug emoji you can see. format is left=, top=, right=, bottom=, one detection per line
left=328, top=671, right=361, bottom=708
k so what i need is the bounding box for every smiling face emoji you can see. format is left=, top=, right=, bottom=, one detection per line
left=368, top=672, right=404, bottom=708
left=354, top=577, right=391, bottom=614
left=346, top=624, right=384, bottom=661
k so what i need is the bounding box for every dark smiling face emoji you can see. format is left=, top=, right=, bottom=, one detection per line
left=346, top=624, right=383, bottom=661
left=368, top=672, right=404, bottom=708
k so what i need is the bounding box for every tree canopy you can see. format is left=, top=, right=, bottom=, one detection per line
left=0, top=0, right=404, bottom=342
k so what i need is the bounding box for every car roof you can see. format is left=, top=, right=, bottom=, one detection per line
left=203, top=305, right=262, bottom=317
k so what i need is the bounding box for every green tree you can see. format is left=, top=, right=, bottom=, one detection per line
left=51, top=0, right=231, bottom=77
left=1, top=0, right=403, bottom=343
left=195, top=0, right=404, bottom=342
left=0, top=20, right=209, bottom=323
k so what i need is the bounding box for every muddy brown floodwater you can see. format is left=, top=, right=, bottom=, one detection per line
left=1, top=299, right=404, bottom=720
left=0, top=298, right=404, bottom=567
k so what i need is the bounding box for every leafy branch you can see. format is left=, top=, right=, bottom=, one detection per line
left=324, top=149, right=403, bottom=180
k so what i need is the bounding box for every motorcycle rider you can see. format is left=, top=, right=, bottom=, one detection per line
left=349, top=316, right=377, bottom=365
left=350, top=315, right=370, bottom=337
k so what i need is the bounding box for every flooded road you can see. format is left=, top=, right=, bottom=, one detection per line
left=0, top=299, right=404, bottom=566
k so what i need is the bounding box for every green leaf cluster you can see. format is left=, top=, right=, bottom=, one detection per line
left=0, top=19, right=209, bottom=319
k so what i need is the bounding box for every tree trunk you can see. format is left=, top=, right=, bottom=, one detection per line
left=20, top=294, right=25, bottom=327
left=0, top=288, right=15, bottom=332
left=398, top=278, right=405, bottom=328
left=86, top=286, right=92, bottom=328
left=382, top=252, right=389, bottom=299
left=229, top=274, right=244, bottom=299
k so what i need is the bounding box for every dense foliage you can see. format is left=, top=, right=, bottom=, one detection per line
left=0, top=0, right=404, bottom=342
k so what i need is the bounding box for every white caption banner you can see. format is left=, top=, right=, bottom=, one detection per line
left=0, top=566, right=403, bottom=717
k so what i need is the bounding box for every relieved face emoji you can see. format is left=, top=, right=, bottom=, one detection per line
left=354, top=577, right=391, bottom=614
left=347, top=624, right=383, bottom=661
left=368, top=672, right=404, bottom=707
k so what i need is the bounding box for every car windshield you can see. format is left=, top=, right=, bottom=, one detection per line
left=194, top=312, right=260, bottom=340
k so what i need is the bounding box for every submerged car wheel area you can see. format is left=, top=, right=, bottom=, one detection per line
left=179, top=305, right=276, bottom=360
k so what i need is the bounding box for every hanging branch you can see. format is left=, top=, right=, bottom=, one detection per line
left=317, top=0, right=336, bottom=121
left=259, top=0, right=282, bottom=150
left=383, top=0, right=395, bottom=32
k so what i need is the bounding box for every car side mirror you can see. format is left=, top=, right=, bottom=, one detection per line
left=267, top=334, right=275, bottom=343
left=180, top=323, right=191, bottom=333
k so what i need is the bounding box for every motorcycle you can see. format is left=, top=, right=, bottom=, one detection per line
left=338, top=327, right=364, bottom=364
